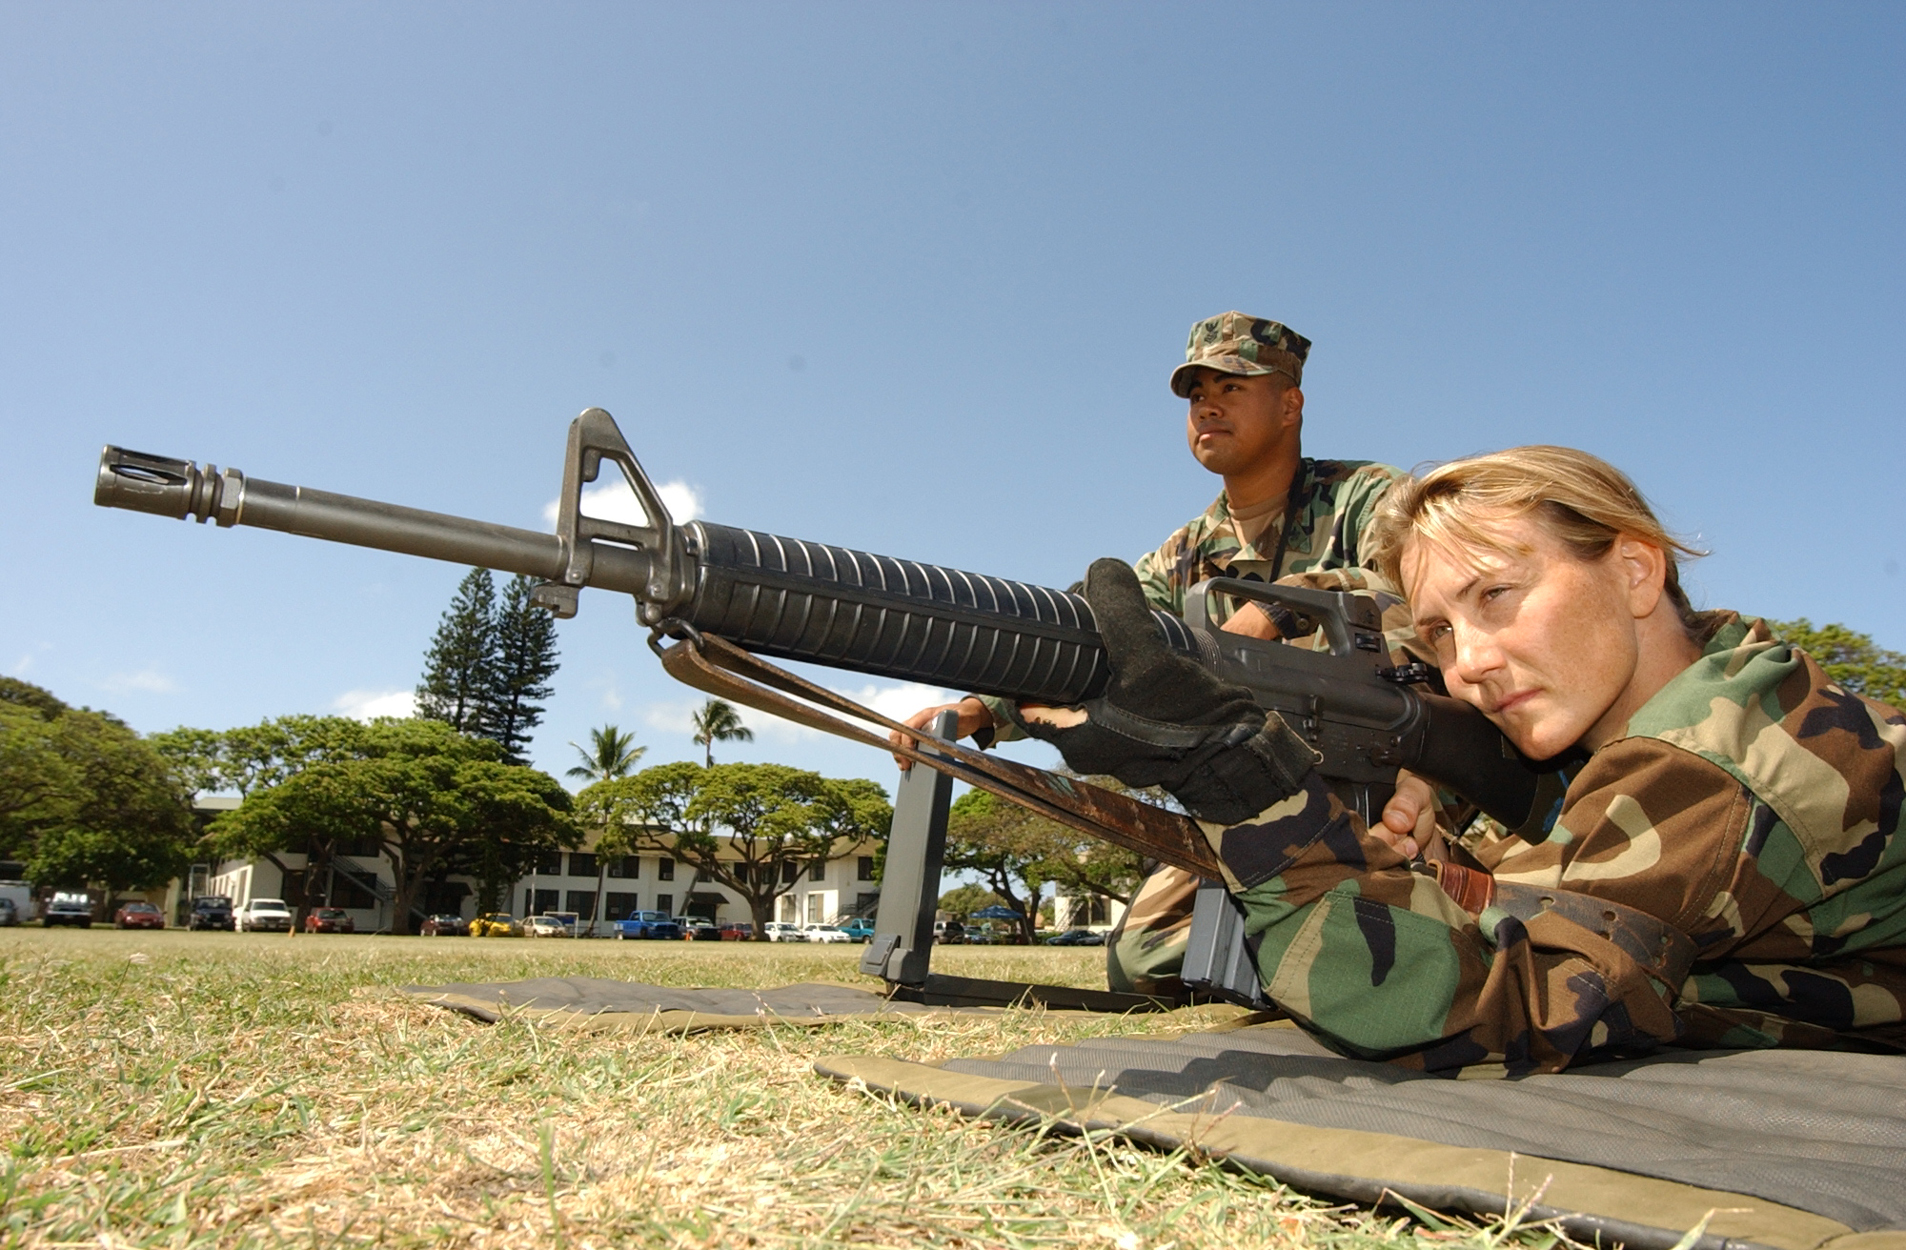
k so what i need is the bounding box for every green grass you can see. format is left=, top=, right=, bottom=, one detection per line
left=0, top=929, right=1581, bottom=1248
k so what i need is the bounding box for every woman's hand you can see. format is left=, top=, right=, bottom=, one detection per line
left=1218, top=603, right=1282, bottom=640
left=1376, top=769, right=1439, bottom=859
left=889, top=697, right=994, bottom=770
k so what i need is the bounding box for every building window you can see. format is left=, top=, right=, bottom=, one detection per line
left=809, top=860, right=825, bottom=882
left=564, top=891, right=597, bottom=920
left=857, top=856, right=876, bottom=882
left=525, top=887, right=558, bottom=916
left=606, top=855, right=638, bottom=879
left=655, top=893, right=673, bottom=916
left=782, top=860, right=800, bottom=884
left=604, top=892, right=639, bottom=921
left=855, top=892, right=880, bottom=917
left=568, top=852, right=597, bottom=879
left=657, top=857, right=675, bottom=881
left=535, top=850, right=562, bottom=876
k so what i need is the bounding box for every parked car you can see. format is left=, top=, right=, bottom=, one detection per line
left=800, top=924, right=852, bottom=944
left=612, top=911, right=681, bottom=940
left=420, top=914, right=468, bottom=937
left=718, top=921, right=755, bottom=941
left=44, top=892, right=93, bottom=928
left=839, top=917, right=876, bottom=943
left=114, top=900, right=165, bottom=930
left=1045, top=928, right=1106, bottom=946
left=676, top=917, right=719, bottom=941
left=304, top=907, right=355, bottom=934
left=763, top=921, right=807, bottom=943
left=0, top=898, right=16, bottom=927
left=470, top=912, right=521, bottom=937
left=524, top=915, right=570, bottom=937
left=931, top=919, right=965, bottom=945
left=189, top=895, right=235, bottom=931
left=235, top=898, right=293, bottom=932
left=545, top=911, right=581, bottom=936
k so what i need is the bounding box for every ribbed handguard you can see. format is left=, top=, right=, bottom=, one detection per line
left=680, top=522, right=1198, bottom=705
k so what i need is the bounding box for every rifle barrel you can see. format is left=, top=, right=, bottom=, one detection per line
left=93, top=446, right=657, bottom=596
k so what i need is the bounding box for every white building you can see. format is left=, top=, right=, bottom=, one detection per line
left=1050, top=890, right=1124, bottom=932
left=178, top=801, right=883, bottom=935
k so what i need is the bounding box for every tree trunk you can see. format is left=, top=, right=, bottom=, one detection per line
left=592, top=863, right=607, bottom=937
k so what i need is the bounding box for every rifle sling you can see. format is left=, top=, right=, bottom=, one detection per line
left=654, top=631, right=1222, bottom=879
left=666, top=632, right=1699, bottom=993
left=1425, top=862, right=1698, bottom=990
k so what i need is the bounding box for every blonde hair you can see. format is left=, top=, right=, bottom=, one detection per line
left=1368, top=445, right=1708, bottom=629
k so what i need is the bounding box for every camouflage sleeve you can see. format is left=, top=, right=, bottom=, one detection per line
left=1131, top=532, right=1189, bottom=617
left=1337, top=463, right=1405, bottom=569
left=1210, top=737, right=1770, bottom=1073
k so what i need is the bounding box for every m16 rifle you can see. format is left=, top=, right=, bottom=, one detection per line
left=95, top=408, right=1539, bottom=998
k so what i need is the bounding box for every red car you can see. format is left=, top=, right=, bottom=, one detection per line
left=304, top=907, right=356, bottom=934
left=718, top=921, right=755, bottom=941
left=113, top=900, right=165, bottom=930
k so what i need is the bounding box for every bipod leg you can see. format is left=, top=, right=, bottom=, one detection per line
left=860, top=710, right=954, bottom=987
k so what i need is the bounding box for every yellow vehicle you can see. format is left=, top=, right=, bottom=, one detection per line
left=469, top=913, right=522, bottom=937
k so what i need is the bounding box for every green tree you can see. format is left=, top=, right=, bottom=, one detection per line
left=0, top=681, right=195, bottom=903
left=690, top=698, right=753, bottom=767
left=150, top=715, right=363, bottom=798
left=210, top=719, right=575, bottom=931
left=937, top=883, right=1005, bottom=920
left=1024, top=775, right=1147, bottom=915
left=416, top=568, right=498, bottom=735
left=566, top=724, right=646, bottom=785
left=578, top=761, right=890, bottom=938
left=1773, top=619, right=1906, bottom=708
left=487, top=574, right=561, bottom=764
left=942, top=790, right=1052, bottom=945
left=152, top=715, right=371, bottom=926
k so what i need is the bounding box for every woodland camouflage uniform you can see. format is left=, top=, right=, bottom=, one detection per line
left=975, top=473, right=1404, bottom=994
left=984, top=311, right=1404, bottom=992
left=1205, top=614, right=1906, bottom=1072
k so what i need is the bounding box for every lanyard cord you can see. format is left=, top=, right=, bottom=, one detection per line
left=1264, top=457, right=1313, bottom=579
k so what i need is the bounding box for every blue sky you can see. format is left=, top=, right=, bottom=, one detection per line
left=3, top=1, right=1901, bottom=795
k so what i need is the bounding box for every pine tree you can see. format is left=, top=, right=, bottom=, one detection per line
left=487, top=574, right=561, bottom=764
left=415, top=568, right=498, bottom=734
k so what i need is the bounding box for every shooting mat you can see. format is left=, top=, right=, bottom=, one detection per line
left=402, top=976, right=988, bottom=1031
left=817, top=1021, right=1906, bottom=1250
left=404, top=977, right=1906, bottom=1248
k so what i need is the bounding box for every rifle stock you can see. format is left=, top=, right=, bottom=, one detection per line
left=95, top=407, right=1544, bottom=830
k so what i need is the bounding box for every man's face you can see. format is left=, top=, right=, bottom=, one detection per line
left=1404, top=515, right=1652, bottom=760
left=1182, top=368, right=1302, bottom=476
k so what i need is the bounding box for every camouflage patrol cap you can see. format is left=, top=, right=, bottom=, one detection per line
left=1169, top=311, right=1312, bottom=397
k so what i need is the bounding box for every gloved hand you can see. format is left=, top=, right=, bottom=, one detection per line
left=1007, top=558, right=1318, bottom=824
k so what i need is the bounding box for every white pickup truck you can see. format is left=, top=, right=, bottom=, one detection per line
left=234, top=898, right=293, bottom=932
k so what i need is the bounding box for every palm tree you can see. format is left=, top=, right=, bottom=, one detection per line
left=566, top=724, right=647, bottom=784
left=690, top=698, right=753, bottom=767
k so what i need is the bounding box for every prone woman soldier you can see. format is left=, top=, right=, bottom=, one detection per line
left=1008, top=445, right=1905, bottom=1072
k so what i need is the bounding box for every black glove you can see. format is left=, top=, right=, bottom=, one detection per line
left=1007, top=558, right=1318, bottom=824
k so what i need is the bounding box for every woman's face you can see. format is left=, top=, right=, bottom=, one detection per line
left=1403, top=514, right=1665, bottom=760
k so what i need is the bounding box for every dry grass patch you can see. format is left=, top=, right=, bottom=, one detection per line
left=0, top=930, right=1579, bottom=1248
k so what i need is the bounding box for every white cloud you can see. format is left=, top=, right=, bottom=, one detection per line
left=542, top=477, right=703, bottom=530
left=11, top=655, right=31, bottom=676
left=639, top=680, right=960, bottom=748
left=100, top=669, right=179, bottom=695
left=333, top=689, right=417, bottom=720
